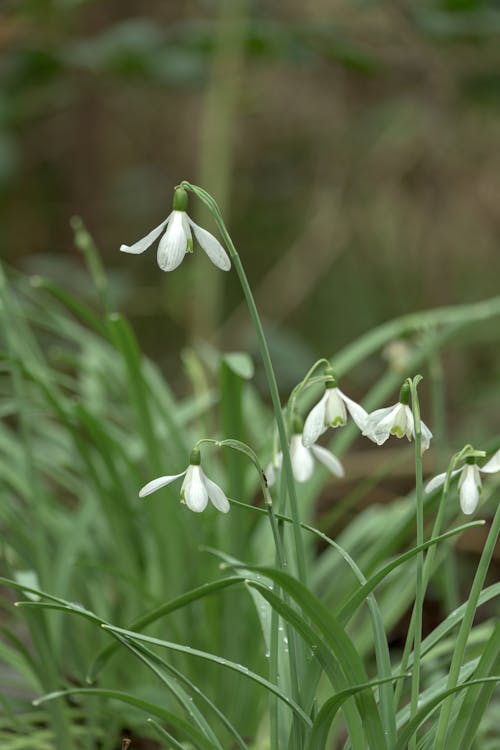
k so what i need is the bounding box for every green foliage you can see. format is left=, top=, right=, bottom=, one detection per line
left=1, top=237, right=500, bottom=747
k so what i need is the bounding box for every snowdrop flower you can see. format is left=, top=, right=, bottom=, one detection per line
left=266, top=429, right=344, bottom=486
left=362, top=383, right=432, bottom=452
left=425, top=450, right=500, bottom=515
left=139, top=449, right=230, bottom=514
left=120, top=187, right=231, bottom=272
left=302, top=378, right=368, bottom=447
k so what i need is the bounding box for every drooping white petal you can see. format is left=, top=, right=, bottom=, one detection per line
left=338, top=390, right=368, bottom=431
left=419, top=420, right=433, bottom=452
left=458, top=465, right=481, bottom=515
left=302, top=393, right=328, bottom=447
left=139, top=470, right=186, bottom=498
left=290, top=435, right=314, bottom=482
left=157, top=211, right=188, bottom=271
left=480, top=449, right=500, bottom=474
left=120, top=215, right=170, bottom=255
left=425, top=468, right=461, bottom=494
left=181, top=465, right=208, bottom=512
left=310, top=445, right=345, bottom=478
left=363, top=405, right=400, bottom=445
left=324, top=388, right=347, bottom=428
left=203, top=472, right=230, bottom=513
left=188, top=218, right=231, bottom=271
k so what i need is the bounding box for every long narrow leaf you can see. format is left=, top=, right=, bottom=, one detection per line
left=245, top=571, right=387, bottom=750
left=34, top=688, right=217, bottom=750
left=101, top=625, right=312, bottom=728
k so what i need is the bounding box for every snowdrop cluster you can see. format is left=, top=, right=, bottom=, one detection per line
left=120, top=187, right=496, bottom=521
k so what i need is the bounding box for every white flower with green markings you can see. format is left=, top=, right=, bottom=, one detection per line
left=120, top=187, right=231, bottom=272
left=425, top=450, right=500, bottom=514
left=302, top=379, right=368, bottom=447
left=362, top=383, right=432, bottom=452
left=267, top=429, right=344, bottom=486
left=139, top=449, right=230, bottom=514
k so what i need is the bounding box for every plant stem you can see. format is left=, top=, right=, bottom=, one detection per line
left=182, top=182, right=308, bottom=586
left=409, top=377, right=424, bottom=750
left=433, top=501, right=500, bottom=748
left=393, top=482, right=449, bottom=710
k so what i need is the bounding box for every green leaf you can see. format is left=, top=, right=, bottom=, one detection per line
left=393, top=678, right=500, bottom=749
left=101, top=624, right=312, bottom=729
left=244, top=568, right=387, bottom=750
left=88, top=576, right=242, bottom=681
left=337, top=522, right=484, bottom=625
left=307, top=675, right=408, bottom=750
left=34, top=688, right=217, bottom=750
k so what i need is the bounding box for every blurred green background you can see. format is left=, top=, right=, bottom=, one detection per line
left=2, top=0, right=500, bottom=438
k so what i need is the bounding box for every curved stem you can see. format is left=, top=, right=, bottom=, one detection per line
left=182, top=181, right=308, bottom=586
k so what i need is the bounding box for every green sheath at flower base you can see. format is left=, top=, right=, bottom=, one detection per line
left=399, top=382, right=411, bottom=405
left=173, top=187, right=188, bottom=212
left=189, top=448, right=201, bottom=466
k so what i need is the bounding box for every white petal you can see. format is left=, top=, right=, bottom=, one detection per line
left=425, top=468, right=461, bottom=494
left=338, top=390, right=368, bottom=431
left=139, top=470, right=186, bottom=498
left=363, top=405, right=399, bottom=445
left=203, top=472, right=230, bottom=513
left=120, top=216, right=170, bottom=255
left=290, top=435, right=314, bottom=482
left=480, top=449, right=500, bottom=474
left=157, top=211, right=187, bottom=271
left=188, top=218, right=231, bottom=271
left=310, top=445, right=345, bottom=478
left=302, top=393, right=328, bottom=447
left=459, top=465, right=481, bottom=515
left=181, top=465, right=208, bottom=512
left=324, top=388, right=347, bottom=427
left=419, top=420, right=433, bottom=452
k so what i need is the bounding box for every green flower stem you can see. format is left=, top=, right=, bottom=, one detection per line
left=433, top=500, right=500, bottom=748
left=408, top=376, right=424, bottom=750
left=182, top=181, right=308, bottom=586
left=393, top=479, right=450, bottom=711
left=393, top=444, right=485, bottom=711
left=209, top=437, right=302, bottom=749
left=428, top=352, right=459, bottom=614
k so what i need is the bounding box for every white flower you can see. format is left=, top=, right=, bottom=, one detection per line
left=139, top=455, right=229, bottom=514
left=266, top=433, right=344, bottom=486
left=120, top=188, right=231, bottom=273
left=425, top=450, right=500, bottom=515
left=302, top=384, right=368, bottom=447
left=363, top=401, right=432, bottom=452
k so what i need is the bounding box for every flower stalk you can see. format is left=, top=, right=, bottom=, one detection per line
left=181, top=181, right=308, bottom=586
left=408, top=375, right=424, bottom=750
